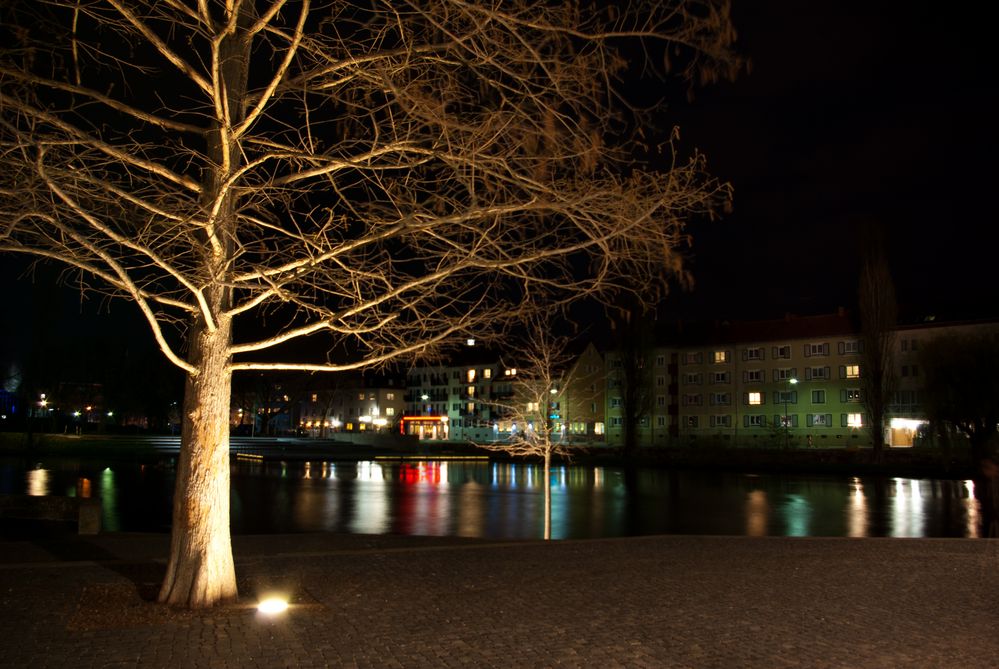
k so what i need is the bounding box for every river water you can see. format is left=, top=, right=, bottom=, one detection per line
left=0, top=456, right=986, bottom=539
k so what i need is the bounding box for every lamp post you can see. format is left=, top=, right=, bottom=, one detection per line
left=784, top=377, right=798, bottom=448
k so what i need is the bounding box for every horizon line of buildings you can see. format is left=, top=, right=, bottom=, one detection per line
left=291, top=311, right=999, bottom=448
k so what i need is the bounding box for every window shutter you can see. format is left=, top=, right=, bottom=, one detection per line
left=824, top=366, right=830, bottom=380
left=744, top=415, right=750, bottom=427
left=838, top=341, right=845, bottom=354
left=742, top=349, right=747, bottom=361
left=806, top=414, right=814, bottom=427
left=841, top=414, right=848, bottom=427
left=773, top=391, right=780, bottom=405
left=742, top=371, right=748, bottom=383
left=761, top=393, right=766, bottom=405
left=760, top=348, right=766, bottom=361
left=792, top=367, right=797, bottom=378
left=709, top=415, right=716, bottom=428
left=791, top=391, right=797, bottom=403
left=804, top=344, right=811, bottom=357
left=743, top=392, right=748, bottom=405
left=773, top=369, right=779, bottom=382
left=772, top=346, right=778, bottom=358
left=792, top=415, right=799, bottom=427
left=823, top=343, right=830, bottom=355
left=840, top=389, right=846, bottom=402
left=839, top=365, right=846, bottom=379
left=805, top=368, right=812, bottom=380
left=825, top=414, right=832, bottom=426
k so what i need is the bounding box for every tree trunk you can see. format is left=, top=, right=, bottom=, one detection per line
left=543, top=451, right=552, bottom=541
left=159, top=319, right=237, bottom=608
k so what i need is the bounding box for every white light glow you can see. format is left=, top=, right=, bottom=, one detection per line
left=258, top=597, right=289, bottom=615
left=890, top=417, right=927, bottom=431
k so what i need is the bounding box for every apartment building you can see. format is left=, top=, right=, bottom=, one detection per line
left=675, top=313, right=866, bottom=447
left=399, top=313, right=999, bottom=448
left=404, top=348, right=518, bottom=442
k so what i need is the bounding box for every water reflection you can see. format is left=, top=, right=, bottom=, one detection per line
left=0, top=456, right=989, bottom=540
left=26, top=467, right=48, bottom=496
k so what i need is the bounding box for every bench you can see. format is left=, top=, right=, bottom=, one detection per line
left=0, top=495, right=102, bottom=534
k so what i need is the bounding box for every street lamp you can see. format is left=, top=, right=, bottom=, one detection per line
left=784, top=377, right=798, bottom=448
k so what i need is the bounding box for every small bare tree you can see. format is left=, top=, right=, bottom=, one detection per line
left=476, top=324, right=572, bottom=540
left=0, top=0, right=738, bottom=607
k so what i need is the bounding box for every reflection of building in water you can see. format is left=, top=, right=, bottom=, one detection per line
left=745, top=489, right=768, bottom=537
left=963, top=480, right=980, bottom=538
left=847, top=477, right=868, bottom=538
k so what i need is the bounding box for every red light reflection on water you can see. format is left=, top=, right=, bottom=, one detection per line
left=399, top=462, right=442, bottom=485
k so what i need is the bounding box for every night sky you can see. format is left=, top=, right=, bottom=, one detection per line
left=3, top=0, right=997, bottom=373
left=666, top=0, right=998, bottom=322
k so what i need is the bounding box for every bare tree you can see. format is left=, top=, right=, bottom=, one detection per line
left=0, top=0, right=738, bottom=607
left=610, top=303, right=655, bottom=458
left=858, top=233, right=897, bottom=462
left=475, top=323, right=572, bottom=540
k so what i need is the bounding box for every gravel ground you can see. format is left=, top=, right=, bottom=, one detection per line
left=0, top=532, right=997, bottom=668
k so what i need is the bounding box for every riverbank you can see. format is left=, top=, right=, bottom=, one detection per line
left=0, top=531, right=997, bottom=667
left=0, top=431, right=977, bottom=479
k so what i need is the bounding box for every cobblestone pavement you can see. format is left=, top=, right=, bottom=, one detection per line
left=0, top=532, right=997, bottom=668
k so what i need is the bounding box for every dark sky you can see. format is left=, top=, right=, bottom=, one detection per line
left=664, top=0, right=997, bottom=323
left=3, top=0, right=997, bottom=371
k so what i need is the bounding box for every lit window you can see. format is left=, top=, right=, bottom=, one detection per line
left=467, top=402, right=475, bottom=413
left=386, top=392, right=395, bottom=401
left=809, top=413, right=829, bottom=426
left=467, top=369, right=476, bottom=383
left=713, top=350, right=729, bottom=364
left=466, top=338, right=476, bottom=346
left=484, top=369, right=492, bottom=379
left=386, top=407, right=395, bottom=416
left=748, top=392, right=762, bottom=406
left=845, top=365, right=860, bottom=379
left=847, top=413, right=863, bottom=428
left=527, top=402, right=540, bottom=411
left=311, top=393, right=318, bottom=402
left=358, top=392, right=365, bottom=400
left=594, top=422, right=605, bottom=435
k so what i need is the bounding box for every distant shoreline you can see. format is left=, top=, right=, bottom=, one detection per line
left=0, top=431, right=978, bottom=479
